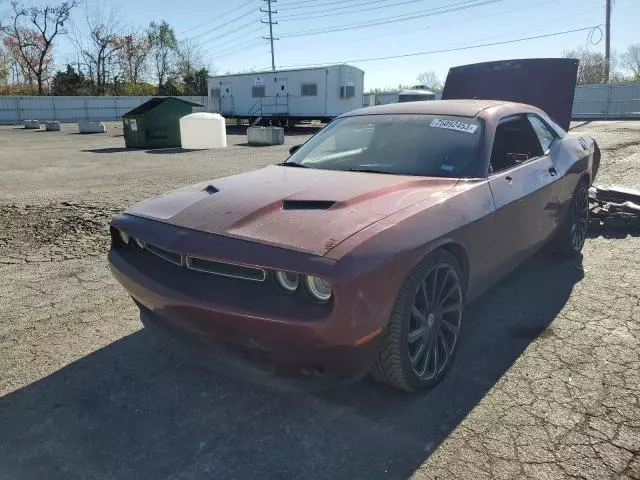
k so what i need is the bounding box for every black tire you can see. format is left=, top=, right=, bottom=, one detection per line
left=551, top=180, right=589, bottom=257
left=371, top=249, right=465, bottom=392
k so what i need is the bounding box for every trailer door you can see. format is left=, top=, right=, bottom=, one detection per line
left=220, top=81, right=233, bottom=115
left=275, top=77, right=288, bottom=114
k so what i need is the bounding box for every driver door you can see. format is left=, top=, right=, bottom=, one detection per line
left=487, top=115, right=559, bottom=270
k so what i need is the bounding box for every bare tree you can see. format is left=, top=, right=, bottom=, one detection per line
left=73, top=6, right=123, bottom=94
left=416, top=70, right=443, bottom=91
left=620, top=44, right=640, bottom=80
left=0, top=45, right=11, bottom=84
left=2, top=33, right=46, bottom=84
left=177, top=38, right=204, bottom=80
left=563, top=47, right=619, bottom=84
left=148, top=20, right=177, bottom=90
left=0, top=1, right=77, bottom=93
left=114, top=31, right=151, bottom=84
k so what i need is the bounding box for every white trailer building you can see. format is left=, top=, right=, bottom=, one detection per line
left=208, top=64, right=364, bottom=125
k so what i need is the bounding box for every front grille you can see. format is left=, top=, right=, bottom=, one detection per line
left=186, top=256, right=266, bottom=282
left=117, top=247, right=332, bottom=320
left=141, top=242, right=266, bottom=282
left=146, top=244, right=183, bottom=266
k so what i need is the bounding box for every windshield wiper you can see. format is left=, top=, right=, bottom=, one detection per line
left=279, top=162, right=310, bottom=168
left=347, top=168, right=400, bottom=175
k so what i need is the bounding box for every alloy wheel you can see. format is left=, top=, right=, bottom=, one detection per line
left=570, top=187, right=589, bottom=251
left=406, top=263, right=463, bottom=380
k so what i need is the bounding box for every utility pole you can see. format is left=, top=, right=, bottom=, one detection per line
left=261, top=0, right=278, bottom=72
left=605, top=0, right=611, bottom=82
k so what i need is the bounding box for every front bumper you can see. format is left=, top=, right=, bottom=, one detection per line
left=108, top=248, right=383, bottom=388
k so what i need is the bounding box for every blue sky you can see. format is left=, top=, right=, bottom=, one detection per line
left=30, top=0, right=640, bottom=89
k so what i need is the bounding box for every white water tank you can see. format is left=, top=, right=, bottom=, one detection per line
left=179, top=112, right=227, bottom=149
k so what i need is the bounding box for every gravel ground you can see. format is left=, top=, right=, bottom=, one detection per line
left=0, top=121, right=638, bottom=480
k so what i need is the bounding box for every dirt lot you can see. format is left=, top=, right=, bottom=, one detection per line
left=0, top=121, right=639, bottom=480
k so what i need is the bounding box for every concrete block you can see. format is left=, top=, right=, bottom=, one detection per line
left=247, top=126, right=285, bottom=146
left=24, top=120, right=41, bottom=129
left=45, top=121, right=61, bottom=131
left=78, top=120, right=106, bottom=134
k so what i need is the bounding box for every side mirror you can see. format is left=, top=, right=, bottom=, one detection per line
left=289, top=144, right=302, bottom=155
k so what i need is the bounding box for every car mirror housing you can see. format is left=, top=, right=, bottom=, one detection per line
left=289, top=144, right=302, bottom=155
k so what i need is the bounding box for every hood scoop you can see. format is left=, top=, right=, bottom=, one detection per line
left=282, top=200, right=337, bottom=211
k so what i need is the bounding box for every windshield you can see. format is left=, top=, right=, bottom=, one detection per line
left=285, top=114, right=483, bottom=177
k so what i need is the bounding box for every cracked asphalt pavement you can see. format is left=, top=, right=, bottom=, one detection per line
left=0, top=121, right=638, bottom=479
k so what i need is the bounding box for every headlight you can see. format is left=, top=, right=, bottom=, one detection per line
left=304, top=275, right=332, bottom=302
left=132, top=237, right=145, bottom=250
left=118, top=229, right=130, bottom=245
left=275, top=270, right=299, bottom=292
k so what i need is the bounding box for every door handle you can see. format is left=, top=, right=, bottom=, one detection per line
left=548, top=167, right=557, bottom=177
left=505, top=176, right=513, bottom=183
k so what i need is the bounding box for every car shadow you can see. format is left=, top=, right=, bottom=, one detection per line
left=235, top=142, right=283, bottom=148
left=82, top=147, right=134, bottom=154
left=0, top=254, right=583, bottom=480
left=145, top=147, right=200, bottom=155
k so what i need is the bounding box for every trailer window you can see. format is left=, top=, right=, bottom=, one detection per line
left=301, top=83, right=317, bottom=96
left=340, top=85, right=355, bottom=98
left=210, top=88, right=220, bottom=98
left=252, top=86, right=265, bottom=97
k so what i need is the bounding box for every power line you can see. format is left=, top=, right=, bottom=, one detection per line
left=278, top=0, right=502, bottom=38
left=179, top=0, right=258, bottom=36
left=278, top=0, right=347, bottom=6
left=277, top=25, right=601, bottom=68
left=195, top=15, right=263, bottom=46
left=210, top=40, right=269, bottom=61
left=186, top=9, right=261, bottom=42
left=278, top=0, right=429, bottom=20
left=201, top=26, right=264, bottom=54
left=276, top=1, right=603, bottom=57
left=281, top=0, right=402, bottom=15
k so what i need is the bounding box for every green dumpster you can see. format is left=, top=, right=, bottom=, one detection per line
left=122, top=97, right=204, bottom=149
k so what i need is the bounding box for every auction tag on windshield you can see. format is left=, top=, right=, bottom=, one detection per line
left=430, top=118, right=478, bottom=134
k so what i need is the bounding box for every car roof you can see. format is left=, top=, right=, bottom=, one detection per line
left=342, top=99, right=542, bottom=119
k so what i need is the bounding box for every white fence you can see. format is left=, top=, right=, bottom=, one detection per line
left=363, top=84, right=640, bottom=120
left=1, top=85, right=639, bottom=124
left=0, top=95, right=209, bottom=124
left=572, top=83, right=640, bottom=119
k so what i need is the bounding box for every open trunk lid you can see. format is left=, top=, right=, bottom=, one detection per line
left=441, top=58, right=579, bottom=131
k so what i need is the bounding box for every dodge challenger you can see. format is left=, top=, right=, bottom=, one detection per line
left=108, top=59, right=600, bottom=392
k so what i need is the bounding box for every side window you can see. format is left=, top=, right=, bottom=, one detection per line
left=301, top=83, right=317, bottom=96
left=490, top=116, right=544, bottom=174
left=527, top=115, right=557, bottom=153
left=252, top=85, right=265, bottom=98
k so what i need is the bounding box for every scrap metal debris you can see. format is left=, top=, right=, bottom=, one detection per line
left=589, top=185, right=640, bottom=232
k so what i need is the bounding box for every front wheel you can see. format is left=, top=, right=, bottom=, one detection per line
left=371, top=250, right=465, bottom=392
left=552, top=181, right=589, bottom=257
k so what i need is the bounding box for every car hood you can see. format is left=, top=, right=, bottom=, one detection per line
left=125, top=165, right=458, bottom=256
left=442, top=58, right=579, bottom=131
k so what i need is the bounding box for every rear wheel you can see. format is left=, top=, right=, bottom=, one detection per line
left=371, top=250, right=465, bottom=392
left=552, top=181, right=589, bottom=257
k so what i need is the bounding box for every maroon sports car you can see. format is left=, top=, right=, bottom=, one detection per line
left=108, top=59, right=599, bottom=392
